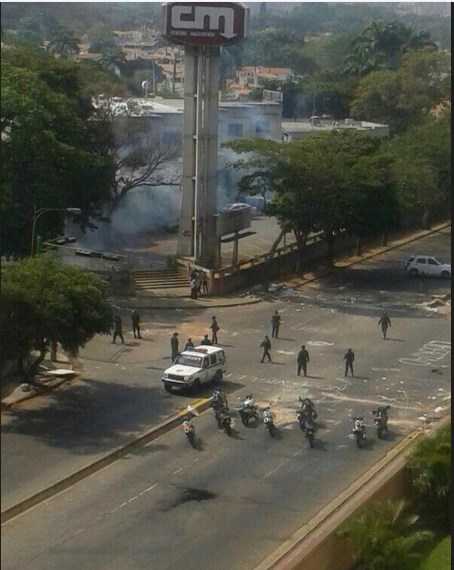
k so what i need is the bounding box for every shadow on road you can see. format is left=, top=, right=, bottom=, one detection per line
left=1, top=378, right=182, bottom=456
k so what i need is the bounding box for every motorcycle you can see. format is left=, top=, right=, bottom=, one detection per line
left=302, top=419, right=316, bottom=447
left=182, top=418, right=196, bottom=448
left=262, top=407, right=276, bottom=438
left=214, top=406, right=232, bottom=436
left=297, top=397, right=317, bottom=431
left=238, top=394, right=259, bottom=426
left=211, top=388, right=229, bottom=412
left=372, top=405, right=390, bottom=439
left=351, top=416, right=366, bottom=448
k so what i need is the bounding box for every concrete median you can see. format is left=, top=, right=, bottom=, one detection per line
left=1, top=396, right=213, bottom=524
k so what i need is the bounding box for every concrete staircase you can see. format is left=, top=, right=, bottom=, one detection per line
left=133, top=267, right=188, bottom=293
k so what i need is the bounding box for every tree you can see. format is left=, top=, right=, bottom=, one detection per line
left=386, top=110, right=451, bottom=228
left=407, top=424, right=451, bottom=531
left=93, top=96, right=181, bottom=212
left=224, top=131, right=391, bottom=271
left=350, top=50, right=450, bottom=133
left=338, top=499, right=433, bottom=570
left=1, top=47, right=113, bottom=256
left=46, top=28, right=80, bottom=58
left=347, top=20, right=437, bottom=73
left=0, top=254, right=113, bottom=378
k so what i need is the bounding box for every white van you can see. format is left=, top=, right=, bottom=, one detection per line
left=162, top=345, right=227, bottom=393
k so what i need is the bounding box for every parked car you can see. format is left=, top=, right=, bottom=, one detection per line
left=405, top=255, right=451, bottom=278
left=228, top=203, right=258, bottom=216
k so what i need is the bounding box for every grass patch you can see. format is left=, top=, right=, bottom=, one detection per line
left=418, top=536, right=451, bottom=570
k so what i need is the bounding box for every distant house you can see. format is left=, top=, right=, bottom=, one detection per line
left=236, top=66, right=293, bottom=88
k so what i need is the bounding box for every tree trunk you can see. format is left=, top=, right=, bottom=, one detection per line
left=381, top=233, right=388, bottom=246
left=355, top=237, right=362, bottom=256
left=422, top=209, right=431, bottom=230
left=294, top=234, right=307, bottom=274
left=325, top=232, right=335, bottom=265
left=50, top=340, right=58, bottom=362
left=27, top=341, right=48, bottom=379
left=268, top=226, right=287, bottom=259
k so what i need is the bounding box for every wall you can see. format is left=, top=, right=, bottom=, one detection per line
left=210, top=232, right=356, bottom=295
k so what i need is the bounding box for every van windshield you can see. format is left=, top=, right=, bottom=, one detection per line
left=175, top=354, right=203, bottom=368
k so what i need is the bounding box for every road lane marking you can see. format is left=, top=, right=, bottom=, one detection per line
left=263, top=449, right=303, bottom=479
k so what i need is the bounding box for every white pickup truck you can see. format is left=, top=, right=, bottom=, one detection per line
left=162, top=345, right=227, bottom=393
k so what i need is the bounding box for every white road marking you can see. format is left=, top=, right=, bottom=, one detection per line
left=263, top=449, right=302, bottom=479
left=307, top=341, right=334, bottom=346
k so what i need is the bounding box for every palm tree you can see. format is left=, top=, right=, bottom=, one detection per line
left=338, top=499, right=433, bottom=570
left=348, top=20, right=438, bottom=73
left=46, top=29, right=80, bottom=59
left=407, top=424, right=451, bottom=530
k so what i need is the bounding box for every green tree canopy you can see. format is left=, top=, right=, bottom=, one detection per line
left=338, top=499, right=433, bottom=570
left=1, top=44, right=114, bottom=256
left=350, top=50, right=451, bottom=133
left=408, top=424, right=451, bottom=531
left=223, top=131, right=397, bottom=269
left=0, top=254, right=113, bottom=376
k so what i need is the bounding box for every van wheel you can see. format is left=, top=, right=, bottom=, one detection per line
left=409, top=268, right=419, bottom=277
left=164, top=382, right=173, bottom=393
left=214, top=370, right=223, bottom=383
left=192, top=379, right=201, bottom=394
left=441, top=270, right=450, bottom=279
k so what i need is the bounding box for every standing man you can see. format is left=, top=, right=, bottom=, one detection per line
left=201, top=272, right=209, bottom=296
left=170, top=332, right=179, bottom=362
left=378, top=311, right=391, bottom=340
left=112, top=313, right=125, bottom=344
left=271, top=310, right=281, bottom=338
left=210, top=316, right=219, bottom=344
left=297, top=344, right=310, bottom=376
left=131, top=309, right=142, bottom=339
left=260, top=335, right=272, bottom=363
left=344, top=348, right=355, bottom=377
left=190, top=276, right=198, bottom=299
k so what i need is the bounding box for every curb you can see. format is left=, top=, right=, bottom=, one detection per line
left=1, top=396, right=212, bottom=525
left=253, top=413, right=451, bottom=570
left=122, top=297, right=263, bottom=310
left=1, top=375, right=77, bottom=411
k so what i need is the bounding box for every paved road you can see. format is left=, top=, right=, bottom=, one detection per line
left=1, top=229, right=450, bottom=569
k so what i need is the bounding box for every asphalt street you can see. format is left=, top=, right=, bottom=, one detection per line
left=1, top=228, right=451, bottom=570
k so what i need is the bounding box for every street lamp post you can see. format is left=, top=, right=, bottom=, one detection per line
left=30, top=206, right=81, bottom=256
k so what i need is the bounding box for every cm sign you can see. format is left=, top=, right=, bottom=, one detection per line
left=162, top=2, right=248, bottom=47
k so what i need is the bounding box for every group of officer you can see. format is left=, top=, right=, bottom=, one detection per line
left=259, top=310, right=392, bottom=377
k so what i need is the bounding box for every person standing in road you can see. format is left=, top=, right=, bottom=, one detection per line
left=344, top=348, right=355, bottom=377
left=210, top=315, right=219, bottom=344
left=170, top=332, right=179, bottom=361
left=201, top=334, right=212, bottom=346
left=378, top=311, right=391, bottom=340
left=201, top=272, right=209, bottom=296
left=271, top=310, right=281, bottom=338
left=420, top=271, right=428, bottom=293
left=190, top=276, right=198, bottom=299
left=112, top=313, right=125, bottom=344
left=131, top=309, right=142, bottom=339
left=184, top=337, right=195, bottom=351
left=260, top=335, right=272, bottom=363
left=297, top=345, right=310, bottom=376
